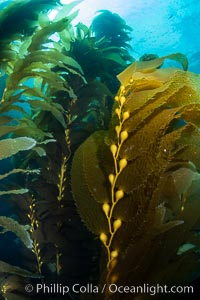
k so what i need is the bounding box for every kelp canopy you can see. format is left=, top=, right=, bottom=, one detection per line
left=72, top=54, right=200, bottom=299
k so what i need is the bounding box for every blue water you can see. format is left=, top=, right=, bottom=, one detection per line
left=59, top=0, right=200, bottom=73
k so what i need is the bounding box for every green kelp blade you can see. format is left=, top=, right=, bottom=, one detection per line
left=0, top=189, right=28, bottom=196
left=100, top=51, right=127, bottom=66
left=117, top=53, right=188, bottom=86
left=15, top=50, right=83, bottom=74
left=28, top=100, right=66, bottom=128
left=28, top=17, right=69, bottom=52
left=0, top=137, right=36, bottom=160
left=0, top=168, right=40, bottom=181
left=0, top=260, right=42, bottom=278
left=0, top=216, right=32, bottom=248
left=15, top=118, right=53, bottom=140
left=7, top=64, right=66, bottom=91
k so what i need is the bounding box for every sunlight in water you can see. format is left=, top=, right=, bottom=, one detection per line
left=59, top=0, right=138, bottom=25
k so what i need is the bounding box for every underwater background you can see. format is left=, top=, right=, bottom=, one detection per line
left=0, top=0, right=200, bottom=300
left=65, top=0, right=200, bottom=73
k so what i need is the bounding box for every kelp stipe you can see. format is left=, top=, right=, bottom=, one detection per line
left=71, top=53, right=200, bottom=299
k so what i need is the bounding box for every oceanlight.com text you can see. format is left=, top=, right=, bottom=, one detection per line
left=107, top=283, right=194, bottom=295
left=24, top=282, right=194, bottom=296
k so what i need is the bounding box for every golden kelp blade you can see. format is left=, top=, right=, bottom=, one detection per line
left=117, top=52, right=188, bottom=86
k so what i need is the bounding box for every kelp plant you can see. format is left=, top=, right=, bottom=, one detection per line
left=0, top=0, right=91, bottom=298
left=71, top=53, right=200, bottom=299
left=0, top=0, right=134, bottom=299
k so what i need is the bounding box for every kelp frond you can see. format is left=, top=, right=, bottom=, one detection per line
left=0, top=137, right=40, bottom=196
left=0, top=260, right=41, bottom=278
left=0, top=6, right=84, bottom=141
left=0, top=0, right=62, bottom=40
left=0, top=137, right=36, bottom=160
left=91, top=10, right=133, bottom=49
left=71, top=54, right=200, bottom=298
left=0, top=216, right=32, bottom=249
left=117, top=52, right=188, bottom=86
left=68, top=20, right=133, bottom=93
